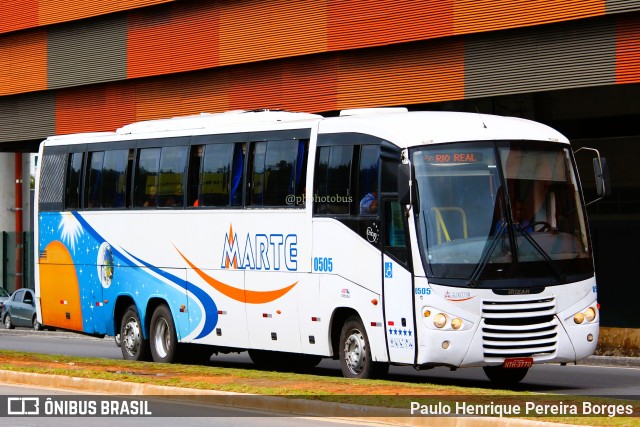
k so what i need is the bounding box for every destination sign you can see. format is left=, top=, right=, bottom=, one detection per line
left=423, top=152, right=483, bottom=164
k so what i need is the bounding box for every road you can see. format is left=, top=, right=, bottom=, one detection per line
left=1, top=328, right=640, bottom=398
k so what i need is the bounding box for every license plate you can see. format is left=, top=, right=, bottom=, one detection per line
left=503, top=357, right=533, bottom=369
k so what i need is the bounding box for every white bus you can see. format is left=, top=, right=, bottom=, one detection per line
left=34, top=108, right=608, bottom=384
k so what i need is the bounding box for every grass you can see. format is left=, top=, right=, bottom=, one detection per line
left=0, top=350, right=637, bottom=426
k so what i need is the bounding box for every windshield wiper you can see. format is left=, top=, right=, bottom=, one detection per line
left=513, top=225, right=566, bottom=284
left=467, top=219, right=508, bottom=288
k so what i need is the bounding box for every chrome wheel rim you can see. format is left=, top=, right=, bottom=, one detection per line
left=4, top=316, right=10, bottom=328
left=123, top=317, right=141, bottom=357
left=153, top=317, right=170, bottom=359
left=343, top=328, right=366, bottom=375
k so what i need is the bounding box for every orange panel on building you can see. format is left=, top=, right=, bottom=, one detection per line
left=328, top=0, right=454, bottom=51
left=337, top=39, right=464, bottom=109
left=615, top=15, right=640, bottom=84
left=453, top=0, right=605, bottom=35
left=55, top=83, right=136, bottom=135
left=0, top=29, right=47, bottom=96
left=135, top=73, right=230, bottom=121
left=0, top=0, right=38, bottom=34
left=127, top=2, right=219, bottom=79
left=38, top=0, right=172, bottom=27
left=228, top=56, right=338, bottom=113
left=219, top=0, right=326, bottom=66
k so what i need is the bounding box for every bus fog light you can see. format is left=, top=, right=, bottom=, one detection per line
left=442, top=341, right=450, bottom=349
left=434, top=313, right=447, bottom=328
left=573, top=312, right=585, bottom=324
left=585, top=307, right=596, bottom=322
left=587, top=334, right=594, bottom=342
left=451, top=318, right=463, bottom=330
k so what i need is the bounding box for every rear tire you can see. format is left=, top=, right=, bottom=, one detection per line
left=149, top=305, right=178, bottom=363
left=338, top=316, right=388, bottom=379
left=3, top=314, right=14, bottom=329
left=120, top=305, right=150, bottom=361
left=483, top=365, right=529, bottom=386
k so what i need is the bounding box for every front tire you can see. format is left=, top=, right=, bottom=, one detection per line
left=120, top=305, right=150, bottom=361
left=483, top=365, right=529, bottom=386
left=338, top=316, right=388, bottom=379
left=32, top=316, right=43, bottom=331
left=149, top=304, right=178, bottom=363
left=4, top=314, right=14, bottom=329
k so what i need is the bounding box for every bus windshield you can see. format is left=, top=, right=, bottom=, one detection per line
left=412, top=140, right=593, bottom=288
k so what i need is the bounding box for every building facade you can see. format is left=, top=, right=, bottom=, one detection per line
left=0, top=0, right=639, bottom=331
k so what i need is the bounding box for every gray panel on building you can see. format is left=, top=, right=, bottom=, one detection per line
left=48, top=14, right=127, bottom=89
left=465, top=18, right=617, bottom=99
left=0, top=93, right=55, bottom=144
left=606, top=0, right=640, bottom=14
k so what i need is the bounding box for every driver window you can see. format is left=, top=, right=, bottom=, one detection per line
left=384, top=200, right=409, bottom=265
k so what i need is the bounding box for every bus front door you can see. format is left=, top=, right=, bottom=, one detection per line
left=381, top=198, right=416, bottom=364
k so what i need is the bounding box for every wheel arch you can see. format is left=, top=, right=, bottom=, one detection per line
left=329, top=307, right=360, bottom=359
left=113, top=295, right=136, bottom=337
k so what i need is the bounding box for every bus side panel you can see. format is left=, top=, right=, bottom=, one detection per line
left=297, top=274, right=328, bottom=355
left=39, top=238, right=84, bottom=331
left=245, top=271, right=303, bottom=352
left=184, top=268, right=248, bottom=347
left=312, top=218, right=387, bottom=362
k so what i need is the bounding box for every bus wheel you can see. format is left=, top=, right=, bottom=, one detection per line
left=339, top=316, right=387, bottom=379
left=150, top=305, right=178, bottom=363
left=483, top=365, right=529, bottom=386
left=121, top=305, right=150, bottom=361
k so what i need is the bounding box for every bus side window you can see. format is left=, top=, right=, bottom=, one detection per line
left=187, top=145, right=202, bottom=207
left=199, top=143, right=233, bottom=207
left=135, top=148, right=161, bottom=208
left=158, top=145, right=188, bottom=208
left=230, top=142, right=244, bottom=206
left=101, top=149, right=129, bottom=209
left=84, top=151, right=104, bottom=209
left=314, top=145, right=353, bottom=214
left=66, top=152, right=84, bottom=210
left=358, top=145, right=379, bottom=215
left=248, top=139, right=300, bottom=207
left=384, top=200, right=409, bottom=265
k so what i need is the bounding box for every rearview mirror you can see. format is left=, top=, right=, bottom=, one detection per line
left=593, top=157, right=611, bottom=197
left=398, top=163, right=411, bottom=205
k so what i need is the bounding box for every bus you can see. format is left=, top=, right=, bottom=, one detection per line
left=34, top=108, right=608, bottom=384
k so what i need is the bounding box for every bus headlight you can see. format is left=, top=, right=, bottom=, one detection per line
left=433, top=313, right=448, bottom=328
left=451, top=318, right=463, bottom=330
left=569, top=304, right=598, bottom=325
left=422, top=307, right=474, bottom=331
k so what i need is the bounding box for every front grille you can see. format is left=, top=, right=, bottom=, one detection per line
left=482, top=297, right=558, bottom=359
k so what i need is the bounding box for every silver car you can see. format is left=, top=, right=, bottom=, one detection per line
left=0, top=288, right=9, bottom=310
left=1, top=288, right=42, bottom=331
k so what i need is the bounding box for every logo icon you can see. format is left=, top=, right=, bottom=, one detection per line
left=384, top=262, right=393, bottom=278
left=7, top=397, right=40, bottom=415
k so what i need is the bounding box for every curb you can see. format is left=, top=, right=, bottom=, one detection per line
left=0, top=370, right=582, bottom=426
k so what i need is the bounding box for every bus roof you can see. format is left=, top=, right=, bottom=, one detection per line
left=42, top=109, right=569, bottom=147
left=319, top=110, right=569, bottom=147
